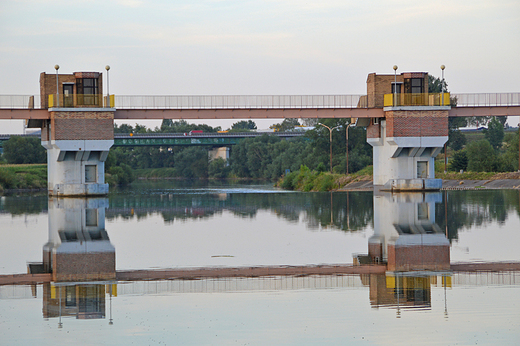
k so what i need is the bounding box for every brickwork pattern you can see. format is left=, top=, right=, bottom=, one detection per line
left=366, top=73, right=404, bottom=108
left=385, top=110, right=449, bottom=137
left=51, top=111, right=114, bottom=140
left=387, top=244, right=450, bottom=272
left=40, top=72, right=103, bottom=109
left=366, top=122, right=381, bottom=138
left=53, top=252, right=116, bottom=282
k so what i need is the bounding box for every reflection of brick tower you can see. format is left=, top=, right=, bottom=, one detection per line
left=43, top=198, right=115, bottom=282
left=38, top=71, right=114, bottom=196
left=369, top=191, right=450, bottom=271
left=42, top=284, right=108, bottom=319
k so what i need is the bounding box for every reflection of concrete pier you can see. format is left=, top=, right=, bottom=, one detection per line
left=356, top=191, right=451, bottom=311
left=43, top=198, right=115, bottom=282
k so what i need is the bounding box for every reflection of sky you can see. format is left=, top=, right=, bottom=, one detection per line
left=2, top=284, right=519, bottom=345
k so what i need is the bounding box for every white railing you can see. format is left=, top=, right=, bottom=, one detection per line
left=0, top=95, right=41, bottom=109
left=113, top=94, right=364, bottom=109
left=1, top=93, right=520, bottom=109
left=451, top=93, right=520, bottom=107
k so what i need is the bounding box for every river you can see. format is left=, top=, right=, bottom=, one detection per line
left=1, top=181, right=519, bottom=345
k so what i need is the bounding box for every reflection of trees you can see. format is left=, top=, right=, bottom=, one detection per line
left=104, top=191, right=374, bottom=231
left=435, top=190, right=520, bottom=242
left=3, top=189, right=519, bottom=236
left=0, top=193, right=48, bottom=215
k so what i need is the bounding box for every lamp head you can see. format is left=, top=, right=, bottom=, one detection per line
left=393, top=65, right=398, bottom=71
left=441, top=65, right=445, bottom=71
left=105, top=65, right=110, bottom=71
left=54, top=64, right=59, bottom=71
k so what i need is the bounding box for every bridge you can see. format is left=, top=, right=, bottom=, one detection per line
left=0, top=131, right=305, bottom=153
left=1, top=69, right=519, bottom=196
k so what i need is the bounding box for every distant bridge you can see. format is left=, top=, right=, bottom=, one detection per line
left=0, top=131, right=305, bottom=152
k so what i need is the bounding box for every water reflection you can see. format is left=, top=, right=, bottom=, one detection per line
left=35, top=197, right=116, bottom=326
left=356, top=191, right=451, bottom=315
left=1, top=184, right=519, bottom=330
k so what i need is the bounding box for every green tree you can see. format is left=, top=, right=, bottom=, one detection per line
left=3, top=136, right=46, bottom=164
left=466, top=140, right=496, bottom=172
left=270, top=118, right=300, bottom=132
left=231, top=120, right=257, bottom=131
left=483, top=117, right=505, bottom=151
left=450, top=150, right=468, bottom=172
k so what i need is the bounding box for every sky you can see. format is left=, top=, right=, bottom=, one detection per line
left=1, top=0, right=519, bottom=133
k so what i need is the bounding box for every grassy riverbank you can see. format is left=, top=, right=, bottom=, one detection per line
left=0, top=164, right=47, bottom=192
left=277, top=165, right=373, bottom=191
left=277, top=165, right=520, bottom=192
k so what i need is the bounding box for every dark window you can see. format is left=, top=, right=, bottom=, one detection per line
left=391, top=83, right=402, bottom=94
left=76, top=78, right=99, bottom=105
left=410, top=78, right=423, bottom=94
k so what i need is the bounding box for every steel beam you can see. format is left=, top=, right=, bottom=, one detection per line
left=0, top=109, right=49, bottom=119
left=114, top=108, right=384, bottom=120
left=449, top=106, right=520, bottom=117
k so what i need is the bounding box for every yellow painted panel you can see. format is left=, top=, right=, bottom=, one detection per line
left=109, top=95, right=115, bottom=108
left=50, top=284, right=56, bottom=299
left=48, top=94, right=54, bottom=108
left=386, top=275, right=395, bottom=288
left=443, top=93, right=451, bottom=105
left=384, top=94, right=393, bottom=107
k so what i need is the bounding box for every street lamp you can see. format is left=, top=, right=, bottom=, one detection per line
left=441, top=65, right=447, bottom=173
left=105, top=65, right=110, bottom=107
left=345, top=123, right=351, bottom=174
left=393, top=65, right=398, bottom=106
left=318, top=123, right=340, bottom=173
left=54, top=64, right=60, bottom=108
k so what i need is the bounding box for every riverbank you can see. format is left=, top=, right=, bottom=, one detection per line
left=339, top=171, right=520, bottom=191
left=0, top=164, right=47, bottom=192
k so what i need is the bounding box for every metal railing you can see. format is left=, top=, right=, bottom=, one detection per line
left=0, top=95, right=40, bottom=109
left=451, top=93, right=520, bottom=107
left=1, top=93, right=520, bottom=110
left=113, top=94, right=364, bottom=109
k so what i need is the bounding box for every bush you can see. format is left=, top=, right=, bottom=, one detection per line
left=450, top=150, right=468, bottom=172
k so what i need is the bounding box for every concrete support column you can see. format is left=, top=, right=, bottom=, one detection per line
left=366, top=107, right=449, bottom=191
left=208, top=146, right=230, bottom=161
left=42, top=108, right=114, bottom=196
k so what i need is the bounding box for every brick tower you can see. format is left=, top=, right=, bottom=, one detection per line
left=39, top=70, right=114, bottom=196
left=362, top=71, right=450, bottom=191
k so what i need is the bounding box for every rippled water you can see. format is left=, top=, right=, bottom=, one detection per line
left=1, top=181, right=519, bottom=345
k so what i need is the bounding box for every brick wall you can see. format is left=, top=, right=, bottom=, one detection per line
left=387, top=244, right=450, bottom=271
left=366, top=122, right=381, bottom=138
left=50, top=111, right=114, bottom=140
left=385, top=110, right=449, bottom=137
left=366, top=74, right=404, bottom=108
left=40, top=72, right=103, bottom=109
left=53, top=252, right=116, bottom=282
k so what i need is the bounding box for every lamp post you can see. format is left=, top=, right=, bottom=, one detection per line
left=345, top=123, right=350, bottom=174
left=54, top=64, right=60, bottom=108
left=318, top=123, right=340, bottom=173
left=105, top=65, right=110, bottom=107
left=441, top=65, right=445, bottom=105
left=393, top=65, right=398, bottom=106
left=441, top=65, right=447, bottom=173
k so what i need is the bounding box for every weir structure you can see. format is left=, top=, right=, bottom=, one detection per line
left=1, top=67, right=519, bottom=196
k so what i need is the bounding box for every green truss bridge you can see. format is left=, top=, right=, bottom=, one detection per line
left=0, top=131, right=306, bottom=153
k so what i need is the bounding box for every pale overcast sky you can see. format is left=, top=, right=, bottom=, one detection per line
left=1, top=0, right=519, bottom=133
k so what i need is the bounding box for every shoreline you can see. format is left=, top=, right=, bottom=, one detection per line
left=339, top=178, right=520, bottom=191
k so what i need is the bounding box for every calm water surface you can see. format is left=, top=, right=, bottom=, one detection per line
left=1, top=181, right=519, bottom=345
